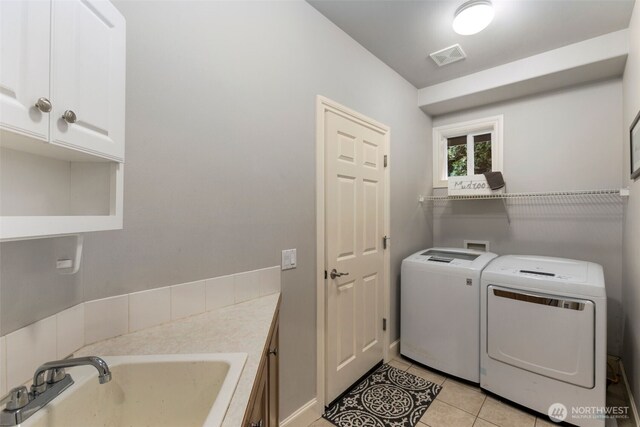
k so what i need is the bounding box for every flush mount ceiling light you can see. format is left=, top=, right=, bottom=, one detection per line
left=453, top=0, right=494, bottom=35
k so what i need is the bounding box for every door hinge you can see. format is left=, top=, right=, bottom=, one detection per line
left=324, top=270, right=327, bottom=280
left=382, top=318, right=387, bottom=331
left=384, top=155, right=388, bottom=168
left=382, top=235, right=389, bottom=249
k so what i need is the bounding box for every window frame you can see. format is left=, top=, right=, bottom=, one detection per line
left=432, top=115, right=504, bottom=188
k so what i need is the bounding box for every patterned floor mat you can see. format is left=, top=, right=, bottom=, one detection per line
left=323, top=364, right=442, bottom=427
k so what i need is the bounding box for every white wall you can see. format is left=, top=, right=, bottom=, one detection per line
left=432, top=79, right=625, bottom=355
left=622, top=0, right=640, bottom=410
left=0, top=0, right=433, bottom=419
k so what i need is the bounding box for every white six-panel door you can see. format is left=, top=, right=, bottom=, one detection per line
left=0, top=0, right=51, bottom=141
left=50, top=0, right=126, bottom=161
left=325, top=109, right=386, bottom=404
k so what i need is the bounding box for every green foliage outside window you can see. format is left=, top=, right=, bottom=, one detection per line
left=448, top=145, right=467, bottom=177
left=474, top=141, right=492, bottom=174
left=447, top=134, right=492, bottom=177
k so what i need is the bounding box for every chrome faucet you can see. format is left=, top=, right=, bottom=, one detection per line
left=0, top=356, right=111, bottom=426
left=32, top=356, right=112, bottom=394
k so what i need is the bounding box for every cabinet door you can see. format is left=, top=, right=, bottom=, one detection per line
left=50, top=0, right=125, bottom=161
left=268, top=320, right=279, bottom=427
left=247, top=362, right=268, bottom=427
left=0, top=0, right=51, bottom=141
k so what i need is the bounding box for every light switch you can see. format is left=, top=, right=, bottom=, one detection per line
left=281, top=249, right=297, bottom=270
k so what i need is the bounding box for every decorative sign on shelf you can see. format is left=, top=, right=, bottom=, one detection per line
left=448, top=175, right=504, bottom=196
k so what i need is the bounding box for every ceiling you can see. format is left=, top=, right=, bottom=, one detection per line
left=307, top=0, right=636, bottom=89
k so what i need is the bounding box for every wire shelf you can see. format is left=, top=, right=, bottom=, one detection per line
left=419, top=188, right=627, bottom=202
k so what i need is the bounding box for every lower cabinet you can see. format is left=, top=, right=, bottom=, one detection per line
left=245, top=304, right=280, bottom=427
left=247, top=362, right=269, bottom=427
left=268, top=315, right=279, bottom=426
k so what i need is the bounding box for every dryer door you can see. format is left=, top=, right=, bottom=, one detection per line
left=486, top=285, right=595, bottom=388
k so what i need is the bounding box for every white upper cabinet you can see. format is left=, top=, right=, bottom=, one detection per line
left=0, top=0, right=51, bottom=141
left=0, top=0, right=125, bottom=241
left=50, top=0, right=126, bottom=161
left=0, top=0, right=125, bottom=163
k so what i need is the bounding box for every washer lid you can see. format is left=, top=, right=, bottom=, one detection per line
left=483, top=255, right=606, bottom=297
left=419, top=249, right=481, bottom=262
left=405, top=247, right=498, bottom=270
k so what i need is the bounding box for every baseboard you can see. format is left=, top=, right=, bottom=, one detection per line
left=389, top=339, right=400, bottom=360
left=281, top=398, right=320, bottom=427
left=620, top=360, right=639, bottom=425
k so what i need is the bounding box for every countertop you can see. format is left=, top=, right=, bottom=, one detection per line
left=75, top=293, right=281, bottom=427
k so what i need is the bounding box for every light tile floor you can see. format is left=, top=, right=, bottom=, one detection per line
left=308, top=356, right=637, bottom=427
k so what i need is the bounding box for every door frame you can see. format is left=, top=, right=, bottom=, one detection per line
left=315, top=95, right=391, bottom=411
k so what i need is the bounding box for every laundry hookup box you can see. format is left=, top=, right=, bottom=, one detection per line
left=447, top=175, right=505, bottom=196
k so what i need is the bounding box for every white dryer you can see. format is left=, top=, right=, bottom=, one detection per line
left=480, top=255, right=607, bottom=427
left=401, top=248, right=498, bottom=382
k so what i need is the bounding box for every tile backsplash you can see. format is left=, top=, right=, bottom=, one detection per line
left=56, top=304, right=85, bottom=359
left=85, top=295, right=130, bottom=345
left=234, top=269, right=262, bottom=303
left=129, top=287, right=171, bottom=333
left=0, top=265, right=280, bottom=395
left=5, top=316, right=57, bottom=389
left=171, top=280, right=206, bottom=320
left=205, top=274, right=235, bottom=310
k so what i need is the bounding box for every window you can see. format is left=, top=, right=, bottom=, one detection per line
left=447, top=132, right=492, bottom=177
left=432, top=115, right=503, bottom=188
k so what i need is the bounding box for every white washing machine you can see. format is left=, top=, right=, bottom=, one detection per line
left=480, top=255, right=607, bottom=427
left=401, top=247, right=498, bottom=382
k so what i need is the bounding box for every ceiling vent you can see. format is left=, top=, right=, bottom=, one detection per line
left=429, top=44, right=466, bottom=67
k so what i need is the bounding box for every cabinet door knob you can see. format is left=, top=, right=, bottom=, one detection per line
left=268, top=348, right=278, bottom=356
left=35, top=97, right=52, bottom=113
left=62, top=110, right=77, bottom=124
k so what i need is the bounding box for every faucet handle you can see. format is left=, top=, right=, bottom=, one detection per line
left=0, top=386, right=29, bottom=411
left=46, top=368, right=66, bottom=384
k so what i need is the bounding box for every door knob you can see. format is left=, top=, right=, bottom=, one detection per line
left=330, top=269, right=349, bottom=279
left=34, top=97, right=52, bottom=113
left=62, top=110, right=77, bottom=123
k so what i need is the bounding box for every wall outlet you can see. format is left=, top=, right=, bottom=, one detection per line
left=56, top=259, right=73, bottom=269
left=464, top=240, right=490, bottom=252
left=281, top=249, right=297, bottom=270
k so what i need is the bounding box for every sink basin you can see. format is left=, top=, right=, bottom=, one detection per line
left=22, top=353, right=247, bottom=427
